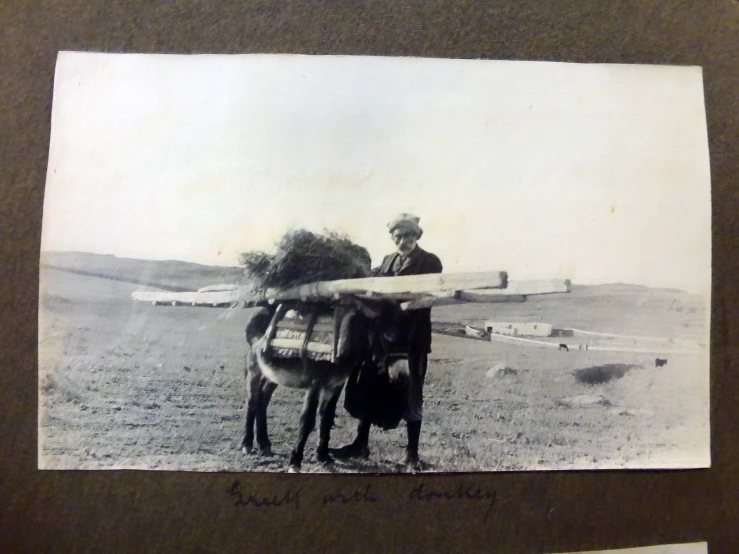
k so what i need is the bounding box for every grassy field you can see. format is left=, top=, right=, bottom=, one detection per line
left=38, top=254, right=710, bottom=473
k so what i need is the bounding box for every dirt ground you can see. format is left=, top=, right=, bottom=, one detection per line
left=38, top=265, right=710, bottom=473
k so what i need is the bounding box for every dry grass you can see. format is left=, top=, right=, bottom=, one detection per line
left=239, top=229, right=372, bottom=290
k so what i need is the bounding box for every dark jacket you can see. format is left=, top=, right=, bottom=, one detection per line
left=343, top=246, right=442, bottom=429
left=375, top=246, right=443, bottom=355
left=376, top=246, right=443, bottom=277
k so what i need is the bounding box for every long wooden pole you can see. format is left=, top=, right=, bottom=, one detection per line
left=399, top=279, right=571, bottom=310
left=401, top=293, right=527, bottom=310
left=471, top=279, right=572, bottom=296
left=257, top=271, right=508, bottom=302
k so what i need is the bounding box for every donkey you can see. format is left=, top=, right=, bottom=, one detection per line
left=241, top=300, right=405, bottom=472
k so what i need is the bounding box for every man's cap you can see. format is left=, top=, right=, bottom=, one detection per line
left=387, top=213, right=423, bottom=238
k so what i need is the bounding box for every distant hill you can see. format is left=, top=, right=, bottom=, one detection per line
left=569, top=283, right=689, bottom=296
left=434, top=281, right=708, bottom=341
left=40, top=251, right=245, bottom=291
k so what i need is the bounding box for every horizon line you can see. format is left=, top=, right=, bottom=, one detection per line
left=39, top=249, right=701, bottom=295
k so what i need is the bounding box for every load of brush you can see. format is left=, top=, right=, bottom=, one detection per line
left=237, top=229, right=373, bottom=359
left=239, top=229, right=373, bottom=294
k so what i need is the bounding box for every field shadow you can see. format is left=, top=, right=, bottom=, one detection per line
left=572, top=363, right=641, bottom=385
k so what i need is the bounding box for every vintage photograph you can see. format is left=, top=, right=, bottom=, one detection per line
left=39, top=52, right=711, bottom=473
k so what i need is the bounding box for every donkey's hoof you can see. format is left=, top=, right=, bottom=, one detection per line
left=288, top=452, right=303, bottom=470
left=258, top=445, right=273, bottom=457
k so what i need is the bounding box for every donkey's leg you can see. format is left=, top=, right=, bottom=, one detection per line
left=315, top=384, right=343, bottom=464
left=241, top=364, right=261, bottom=454
left=288, top=384, right=321, bottom=472
left=255, top=378, right=278, bottom=455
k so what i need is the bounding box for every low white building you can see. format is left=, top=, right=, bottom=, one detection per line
left=485, top=321, right=553, bottom=337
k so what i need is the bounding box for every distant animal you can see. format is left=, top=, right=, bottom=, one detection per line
left=559, top=343, right=569, bottom=352
left=241, top=300, right=408, bottom=473
left=655, top=358, right=668, bottom=367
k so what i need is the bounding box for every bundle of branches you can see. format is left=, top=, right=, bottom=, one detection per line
left=239, top=229, right=372, bottom=290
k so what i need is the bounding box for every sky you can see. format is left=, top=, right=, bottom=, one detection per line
left=41, top=53, right=712, bottom=294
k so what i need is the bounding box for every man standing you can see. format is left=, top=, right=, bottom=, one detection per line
left=333, top=213, right=442, bottom=471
